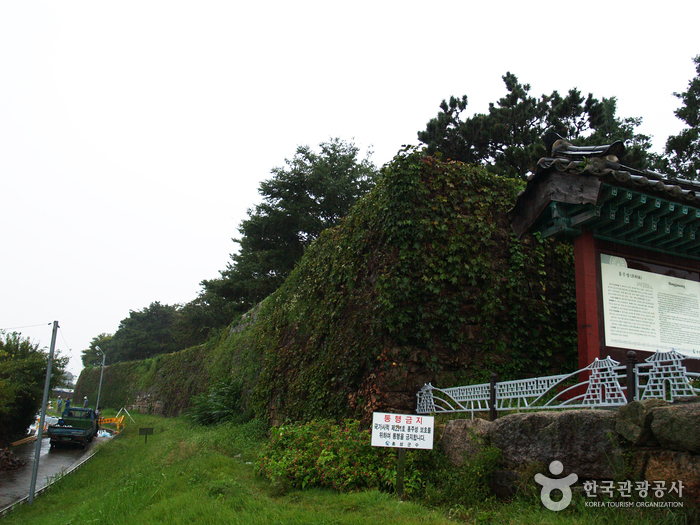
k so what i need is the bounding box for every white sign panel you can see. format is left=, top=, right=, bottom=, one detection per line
left=371, top=412, right=434, bottom=450
left=601, top=255, right=700, bottom=358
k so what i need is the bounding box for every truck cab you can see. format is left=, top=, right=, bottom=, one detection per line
left=48, top=407, right=98, bottom=448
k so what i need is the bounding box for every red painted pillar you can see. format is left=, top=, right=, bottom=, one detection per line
left=574, top=229, right=601, bottom=369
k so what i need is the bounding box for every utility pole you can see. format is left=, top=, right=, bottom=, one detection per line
left=95, top=346, right=106, bottom=412
left=29, top=320, right=58, bottom=504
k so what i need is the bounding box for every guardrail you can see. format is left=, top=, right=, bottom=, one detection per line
left=416, top=350, right=700, bottom=419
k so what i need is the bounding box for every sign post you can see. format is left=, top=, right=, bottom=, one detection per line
left=371, top=412, right=434, bottom=499
left=139, top=427, right=154, bottom=443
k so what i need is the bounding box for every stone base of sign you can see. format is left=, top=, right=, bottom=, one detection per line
left=616, top=399, right=670, bottom=445
left=641, top=450, right=700, bottom=502
left=488, top=410, right=622, bottom=480
left=440, top=418, right=491, bottom=466
left=440, top=397, right=700, bottom=502
left=651, top=399, right=700, bottom=454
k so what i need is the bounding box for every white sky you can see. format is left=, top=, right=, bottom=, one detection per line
left=1, top=1, right=698, bottom=377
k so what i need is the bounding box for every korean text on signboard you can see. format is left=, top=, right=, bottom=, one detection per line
left=371, top=412, right=434, bottom=450
left=600, top=254, right=700, bottom=357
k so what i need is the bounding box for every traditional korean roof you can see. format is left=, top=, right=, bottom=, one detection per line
left=644, top=349, right=688, bottom=363
left=509, top=134, right=700, bottom=260
left=586, top=356, right=620, bottom=369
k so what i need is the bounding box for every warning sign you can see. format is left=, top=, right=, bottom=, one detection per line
left=370, top=412, right=434, bottom=450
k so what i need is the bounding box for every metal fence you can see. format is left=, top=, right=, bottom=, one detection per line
left=416, top=349, right=700, bottom=419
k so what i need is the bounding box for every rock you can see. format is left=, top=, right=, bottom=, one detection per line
left=642, top=449, right=700, bottom=502
left=651, top=401, right=700, bottom=453
left=670, top=396, right=700, bottom=405
left=1, top=448, right=26, bottom=471
left=130, top=393, right=166, bottom=415
left=488, top=410, right=622, bottom=480
left=615, top=399, right=669, bottom=445
left=440, top=418, right=492, bottom=466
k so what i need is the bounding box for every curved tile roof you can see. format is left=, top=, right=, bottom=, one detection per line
left=510, top=136, right=700, bottom=260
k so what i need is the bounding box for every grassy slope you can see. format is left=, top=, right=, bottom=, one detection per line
left=3, top=413, right=692, bottom=525
left=3, top=414, right=453, bottom=525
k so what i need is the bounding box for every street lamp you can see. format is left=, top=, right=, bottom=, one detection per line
left=95, top=346, right=106, bottom=414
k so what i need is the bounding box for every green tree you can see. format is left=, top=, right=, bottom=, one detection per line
left=109, top=302, right=180, bottom=363
left=205, top=138, right=377, bottom=309
left=0, top=331, right=68, bottom=445
left=81, top=333, right=113, bottom=368
left=173, top=289, right=238, bottom=348
left=418, top=72, right=655, bottom=179
left=664, top=55, right=700, bottom=180
left=84, top=292, right=236, bottom=366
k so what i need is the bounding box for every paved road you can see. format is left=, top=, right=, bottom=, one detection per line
left=0, top=433, right=112, bottom=511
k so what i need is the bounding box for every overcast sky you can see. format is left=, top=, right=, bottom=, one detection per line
left=1, top=1, right=698, bottom=377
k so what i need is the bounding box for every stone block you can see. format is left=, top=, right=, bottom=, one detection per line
left=488, top=410, right=622, bottom=480
left=651, top=401, right=700, bottom=453
left=643, top=449, right=700, bottom=502
left=615, top=399, right=669, bottom=445
left=440, top=418, right=492, bottom=466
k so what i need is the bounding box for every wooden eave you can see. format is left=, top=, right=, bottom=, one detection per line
left=509, top=159, right=700, bottom=261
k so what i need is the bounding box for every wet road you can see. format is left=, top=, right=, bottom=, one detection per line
left=0, top=434, right=111, bottom=511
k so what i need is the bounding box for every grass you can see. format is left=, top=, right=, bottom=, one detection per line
left=5, top=413, right=452, bottom=525
left=3, top=412, right=695, bottom=525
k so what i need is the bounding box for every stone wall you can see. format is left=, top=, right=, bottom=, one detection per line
left=440, top=397, right=700, bottom=501
left=129, top=393, right=166, bottom=416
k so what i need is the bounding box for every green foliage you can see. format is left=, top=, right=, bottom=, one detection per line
left=257, top=419, right=419, bottom=494
left=187, top=379, right=252, bottom=426
left=376, top=150, right=577, bottom=378
left=76, top=148, right=578, bottom=427
left=204, top=138, right=377, bottom=311
left=419, top=445, right=501, bottom=512
left=664, top=55, right=700, bottom=180
left=82, top=296, right=236, bottom=368
left=0, top=331, right=68, bottom=445
left=108, top=301, right=181, bottom=363
left=245, top=147, right=577, bottom=422
left=418, top=72, right=656, bottom=179
left=172, top=290, right=238, bottom=348
left=81, top=333, right=112, bottom=367
left=3, top=414, right=458, bottom=525
left=256, top=418, right=504, bottom=511
left=188, top=418, right=269, bottom=459
left=74, top=341, right=220, bottom=414
left=5, top=413, right=692, bottom=525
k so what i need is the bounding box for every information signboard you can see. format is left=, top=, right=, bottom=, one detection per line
left=601, top=254, right=700, bottom=357
left=371, top=412, right=434, bottom=450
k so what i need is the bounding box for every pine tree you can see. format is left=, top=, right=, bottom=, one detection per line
left=664, top=55, right=700, bottom=180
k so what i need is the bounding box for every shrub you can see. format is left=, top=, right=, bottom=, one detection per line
left=418, top=443, right=501, bottom=511
left=187, top=380, right=251, bottom=426
left=257, top=419, right=422, bottom=494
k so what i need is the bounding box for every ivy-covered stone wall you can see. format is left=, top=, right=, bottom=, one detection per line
left=246, top=148, right=578, bottom=423
left=76, top=149, right=578, bottom=424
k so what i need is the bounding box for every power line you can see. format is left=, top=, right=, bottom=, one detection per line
left=0, top=322, right=53, bottom=331
left=58, top=326, right=72, bottom=352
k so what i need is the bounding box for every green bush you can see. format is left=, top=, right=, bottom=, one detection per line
left=256, top=418, right=504, bottom=511
left=257, top=419, right=422, bottom=494
left=418, top=444, right=501, bottom=511
left=187, top=380, right=251, bottom=426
